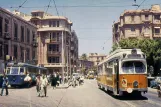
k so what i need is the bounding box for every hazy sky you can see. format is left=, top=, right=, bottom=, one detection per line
left=0, top=0, right=161, bottom=55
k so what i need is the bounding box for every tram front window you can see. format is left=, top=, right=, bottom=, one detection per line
left=122, top=61, right=145, bottom=73
left=10, top=67, right=19, bottom=74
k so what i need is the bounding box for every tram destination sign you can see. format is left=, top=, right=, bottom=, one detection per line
left=127, top=54, right=141, bottom=58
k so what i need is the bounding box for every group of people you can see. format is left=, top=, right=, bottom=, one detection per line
left=51, top=72, right=62, bottom=89
left=35, top=74, right=48, bottom=97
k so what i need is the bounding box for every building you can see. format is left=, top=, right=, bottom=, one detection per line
left=113, top=4, right=161, bottom=44
left=78, top=59, right=94, bottom=72
left=0, top=8, right=37, bottom=74
left=14, top=10, right=79, bottom=75
left=88, top=53, right=106, bottom=66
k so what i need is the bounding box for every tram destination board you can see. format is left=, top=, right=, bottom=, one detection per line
left=127, top=54, right=141, bottom=58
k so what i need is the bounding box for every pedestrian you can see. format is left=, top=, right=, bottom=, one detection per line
left=59, top=75, right=62, bottom=84
left=40, top=74, right=48, bottom=97
left=36, top=74, right=41, bottom=97
left=1, top=73, right=9, bottom=96
left=56, top=72, right=60, bottom=86
left=51, top=73, right=57, bottom=89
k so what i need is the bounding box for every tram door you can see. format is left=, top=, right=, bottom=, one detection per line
left=114, top=59, right=119, bottom=94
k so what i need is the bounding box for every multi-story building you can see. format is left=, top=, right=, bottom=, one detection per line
left=15, top=10, right=79, bottom=75
left=77, top=59, right=94, bottom=72
left=113, top=4, right=161, bottom=44
left=88, top=53, right=106, bottom=66
left=0, top=8, right=37, bottom=74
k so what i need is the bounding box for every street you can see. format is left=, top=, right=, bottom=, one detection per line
left=0, top=79, right=161, bottom=107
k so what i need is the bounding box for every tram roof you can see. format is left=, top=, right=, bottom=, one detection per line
left=98, top=48, right=143, bottom=65
left=7, top=63, right=47, bottom=70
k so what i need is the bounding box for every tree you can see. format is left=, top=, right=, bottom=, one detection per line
left=81, top=53, right=87, bottom=60
left=111, top=38, right=161, bottom=76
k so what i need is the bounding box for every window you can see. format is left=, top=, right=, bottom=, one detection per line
left=48, top=44, right=59, bottom=51
left=14, top=45, right=17, bottom=59
left=14, top=23, right=18, bottom=39
left=27, top=28, right=30, bottom=43
left=52, top=32, right=56, bottom=39
left=20, top=46, right=24, bottom=61
left=32, top=50, right=35, bottom=59
left=26, top=48, right=30, bottom=61
left=57, top=21, right=59, bottom=27
left=5, top=19, right=9, bottom=32
left=49, top=21, right=52, bottom=27
left=154, top=28, right=160, bottom=34
left=0, top=17, right=2, bottom=36
left=32, top=31, right=35, bottom=41
left=131, top=27, right=135, bottom=32
left=145, top=15, right=149, bottom=20
left=20, top=68, right=24, bottom=74
left=122, top=61, right=145, bottom=73
left=21, top=26, right=24, bottom=42
left=11, top=67, right=19, bottom=74
left=154, top=15, right=160, bottom=20
left=48, top=57, right=59, bottom=63
left=53, top=21, right=56, bottom=27
left=131, top=15, right=134, bottom=22
left=4, top=44, right=8, bottom=55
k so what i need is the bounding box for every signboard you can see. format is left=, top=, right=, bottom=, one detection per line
left=127, top=54, right=141, bottom=58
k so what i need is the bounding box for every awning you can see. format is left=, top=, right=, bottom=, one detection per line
left=154, top=27, right=160, bottom=28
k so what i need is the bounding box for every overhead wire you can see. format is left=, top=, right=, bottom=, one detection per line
left=45, top=0, right=52, bottom=13
left=17, top=0, right=28, bottom=11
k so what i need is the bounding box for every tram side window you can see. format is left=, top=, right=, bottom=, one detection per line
left=20, top=68, right=24, bottom=74
left=11, top=67, right=19, bottom=74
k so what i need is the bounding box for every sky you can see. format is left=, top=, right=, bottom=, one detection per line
left=0, top=0, right=161, bottom=55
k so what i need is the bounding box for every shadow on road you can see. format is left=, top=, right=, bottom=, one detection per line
left=100, top=88, right=148, bottom=101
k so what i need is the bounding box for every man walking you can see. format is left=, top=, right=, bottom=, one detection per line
left=36, top=74, right=41, bottom=97
left=40, top=74, right=48, bottom=97
left=1, top=74, right=9, bottom=96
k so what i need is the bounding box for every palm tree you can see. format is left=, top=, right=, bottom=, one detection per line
left=81, top=53, right=87, bottom=60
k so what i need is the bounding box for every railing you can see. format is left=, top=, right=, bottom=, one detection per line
left=32, top=41, right=38, bottom=47
left=153, top=20, right=160, bottom=24
left=4, top=32, right=11, bottom=39
left=47, top=51, right=61, bottom=55
left=154, top=33, right=161, bottom=37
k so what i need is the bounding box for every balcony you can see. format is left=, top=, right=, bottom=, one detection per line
left=127, top=32, right=137, bottom=38
left=31, top=15, right=41, bottom=19
left=44, top=63, right=64, bottom=67
left=142, top=33, right=150, bottom=37
left=153, top=33, right=161, bottom=37
left=14, top=37, right=19, bottom=41
left=142, top=19, right=151, bottom=23
left=153, top=20, right=160, bottom=24
left=4, top=32, right=11, bottom=40
left=47, top=51, right=61, bottom=56
left=45, top=39, right=61, bottom=43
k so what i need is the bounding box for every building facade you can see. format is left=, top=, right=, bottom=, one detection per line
left=113, top=4, right=161, bottom=44
left=88, top=53, right=106, bottom=66
left=0, top=8, right=37, bottom=74
left=78, top=59, right=94, bottom=72
left=15, top=10, right=79, bottom=75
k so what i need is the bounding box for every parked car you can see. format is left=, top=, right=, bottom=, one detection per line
left=150, top=77, right=161, bottom=88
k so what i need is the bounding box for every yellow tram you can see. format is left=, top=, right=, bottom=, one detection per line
left=97, top=48, right=148, bottom=96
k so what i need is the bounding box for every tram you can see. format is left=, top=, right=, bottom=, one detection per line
left=6, top=63, right=47, bottom=87
left=97, top=48, right=148, bottom=96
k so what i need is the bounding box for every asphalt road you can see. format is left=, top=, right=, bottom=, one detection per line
left=0, top=79, right=160, bottom=107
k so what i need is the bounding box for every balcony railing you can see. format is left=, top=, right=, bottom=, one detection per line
left=153, top=20, right=160, bottom=24
left=47, top=51, right=61, bottom=55
left=4, top=32, right=11, bottom=40
left=154, top=33, right=161, bottom=37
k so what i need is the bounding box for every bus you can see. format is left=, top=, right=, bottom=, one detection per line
left=97, top=48, right=148, bottom=96
left=6, top=63, right=47, bottom=87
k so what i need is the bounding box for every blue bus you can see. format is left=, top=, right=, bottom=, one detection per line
left=6, top=63, right=47, bottom=87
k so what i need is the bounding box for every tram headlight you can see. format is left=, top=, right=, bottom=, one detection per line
left=133, top=81, right=138, bottom=88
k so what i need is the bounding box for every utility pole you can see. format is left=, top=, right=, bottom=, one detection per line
left=66, top=45, right=69, bottom=82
